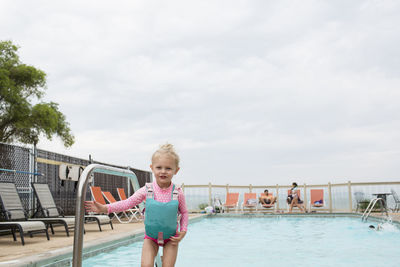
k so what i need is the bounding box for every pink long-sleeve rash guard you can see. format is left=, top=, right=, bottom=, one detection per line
left=107, top=181, right=188, bottom=232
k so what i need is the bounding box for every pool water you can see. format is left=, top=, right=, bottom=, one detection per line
left=83, top=216, right=400, bottom=267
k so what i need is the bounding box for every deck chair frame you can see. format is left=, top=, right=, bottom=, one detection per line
left=2, top=182, right=75, bottom=236
left=223, top=192, right=239, bottom=213
left=354, top=191, right=369, bottom=213
left=0, top=182, right=50, bottom=245
left=390, top=189, right=400, bottom=212
left=242, top=192, right=258, bottom=212
left=102, top=191, right=139, bottom=223
left=309, top=189, right=327, bottom=212
left=0, top=221, right=49, bottom=246
left=117, top=188, right=143, bottom=219
left=32, top=183, right=113, bottom=232
left=90, top=186, right=136, bottom=223
left=258, top=192, right=277, bottom=213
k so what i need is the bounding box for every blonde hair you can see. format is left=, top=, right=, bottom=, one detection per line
left=152, top=143, right=180, bottom=168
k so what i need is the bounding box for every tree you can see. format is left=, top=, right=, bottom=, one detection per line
left=0, top=40, right=74, bottom=147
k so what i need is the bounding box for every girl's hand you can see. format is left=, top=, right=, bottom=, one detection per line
left=169, top=231, right=186, bottom=246
left=85, top=200, right=108, bottom=214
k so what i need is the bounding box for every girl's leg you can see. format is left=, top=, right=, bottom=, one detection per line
left=141, top=239, right=159, bottom=267
left=162, top=242, right=179, bottom=267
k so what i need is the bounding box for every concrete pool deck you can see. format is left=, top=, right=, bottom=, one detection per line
left=0, top=212, right=399, bottom=266
left=0, top=214, right=204, bottom=267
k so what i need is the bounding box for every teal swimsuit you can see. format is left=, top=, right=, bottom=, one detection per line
left=144, top=183, right=179, bottom=246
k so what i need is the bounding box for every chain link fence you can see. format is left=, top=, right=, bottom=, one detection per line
left=0, top=143, right=152, bottom=217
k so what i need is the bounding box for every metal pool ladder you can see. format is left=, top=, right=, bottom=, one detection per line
left=72, top=163, right=162, bottom=267
left=361, top=198, right=388, bottom=222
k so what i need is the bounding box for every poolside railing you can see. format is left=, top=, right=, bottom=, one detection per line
left=181, top=181, right=400, bottom=213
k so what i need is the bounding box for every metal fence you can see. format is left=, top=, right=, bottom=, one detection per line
left=0, top=143, right=33, bottom=218
left=0, top=143, right=152, bottom=217
left=2, top=142, right=399, bottom=216
left=181, top=182, right=400, bottom=213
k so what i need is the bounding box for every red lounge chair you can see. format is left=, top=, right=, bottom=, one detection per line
left=90, top=186, right=136, bottom=223
left=310, top=189, right=324, bottom=212
left=103, top=190, right=140, bottom=222
left=223, top=193, right=239, bottom=213
left=117, top=188, right=144, bottom=219
left=242, top=193, right=258, bottom=212
left=259, top=193, right=276, bottom=212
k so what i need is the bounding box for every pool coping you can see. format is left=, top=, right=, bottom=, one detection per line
left=211, top=212, right=400, bottom=225
left=9, top=215, right=205, bottom=267
left=9, top=213, right=396, bottom=266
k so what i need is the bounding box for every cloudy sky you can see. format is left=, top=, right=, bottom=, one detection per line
left=2, top=0, right=400, bottom=186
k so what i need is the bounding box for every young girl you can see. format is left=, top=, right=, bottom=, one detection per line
left=85, top=144, right=188, bottom=267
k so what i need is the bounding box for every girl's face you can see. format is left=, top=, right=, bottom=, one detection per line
left=150, top=154, right=180, bottom=188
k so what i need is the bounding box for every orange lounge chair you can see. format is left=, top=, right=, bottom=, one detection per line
left=259, top=193, right=276, bottom=210
left=117, top=187, right=143, bottom=219
left=310, top=189, right=324, bottom=212
left=102, top=190, right=140, bottom=223
left=223, top=192, right=239, bottom=213
left=242, top=193, right=258, bottom=212
left=116, top=187, right=129, bottom=201
left=90, top=186, right=136, bottom=223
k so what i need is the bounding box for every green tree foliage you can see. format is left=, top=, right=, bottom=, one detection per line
left=0, top=40, right=74, bottom=147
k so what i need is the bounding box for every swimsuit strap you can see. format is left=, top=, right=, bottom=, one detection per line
left=146, top=183, right=179, bottom=201
left=146, top=183, right=154, bottom=199
left=172, top=184, right=179, bottom=201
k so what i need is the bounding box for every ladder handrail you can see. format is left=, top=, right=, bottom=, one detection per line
left=361, top=198, right=377, bottom=220
left=361, top=198, right=388, bottom=221
left=72, top=163, right=162, bottom=267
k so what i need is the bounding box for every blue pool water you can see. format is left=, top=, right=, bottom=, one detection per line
left=83, top=216, right=400, bottom=267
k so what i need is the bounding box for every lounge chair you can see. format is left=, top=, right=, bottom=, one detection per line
left=0, top=182, right=50, bottom=245
left=222, top=192, right=239, bottom=213
left=309, top=189, right=324, bottom=212
left=354, top=192, right=369, bottom=213
left=117, top=188, right=144, bottom=218
left=0, top=221, right=49, bottom=246
left=390, top=189, right=400, bottom=212
left=32, top=183, right=113, bottom=232
left=0, top=181, right=74, bottom=236
left=102, top=190, right=140, bottom=223
left=90, top=186, right=136, bottom=223
left=241, top=193, right=258, bottom=212
left=259, top=193, right=276, bottom=212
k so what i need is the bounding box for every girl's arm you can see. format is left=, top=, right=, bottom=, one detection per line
left=107, top=186, right=146, bottom=214
left=169, top=188, right=188, bottom=245
left=177, top=188, right=189, bottom=232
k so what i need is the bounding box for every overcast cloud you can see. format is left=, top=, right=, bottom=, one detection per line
left=2, top=0, right=400, bottom=185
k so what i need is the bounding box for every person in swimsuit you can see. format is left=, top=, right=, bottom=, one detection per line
left=259, top=189, right=276, bottom=205
left=288, top=182, right=306, bottom=213
left=85, top=143, right=188, bottom=267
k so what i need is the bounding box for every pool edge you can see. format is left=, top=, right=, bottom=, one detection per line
left=11, top=215, right=206, bottom=267
left=9, top=213, right=397, bottom=266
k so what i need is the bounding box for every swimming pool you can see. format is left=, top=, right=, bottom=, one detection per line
left=83, top=216, right=400, bottom=267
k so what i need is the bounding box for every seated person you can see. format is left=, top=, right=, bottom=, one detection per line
left=288, top=182, right=306, bottom=213
left=259, top=189, right=276, bottom=205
